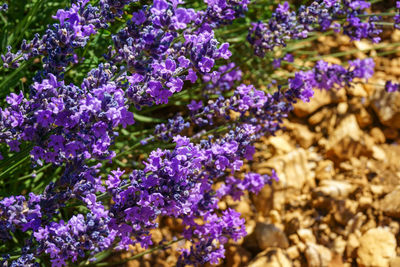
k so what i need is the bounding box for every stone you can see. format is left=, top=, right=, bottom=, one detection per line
left=294, top=89, right=346, bottom=117
left=248, top=248, right=292, bottom=267
left=315, top=160, right=335, bottom=181
left=388, top=221, right=399, bottom=235
left=269, top=136, right=294, bottom=154
left=265, top=148, right=314, bottom=190
left=308, top=108, right=330, bottom=125
left=371, top=85, right=400, bottom=129
left=272, top=189, right=292, bottom=212
left=326, top=115, right=372, bottom=161
left=380, top=186, right=400, bottom=218
left=355, top=107, right=372, bottom=128
left=285, top=217, right=300, bottom=236
left=297, top=242, right=306, bottom=253
left=357, top=228, right=396, bottom=267
left=372, top=145, right=387, bottom=161
left=347, top=83, right=368, bottom=97
left=254, top=222, right=289, bottom=250
left=285, top=122, right=315, bottom=148
left=359, top=195, right=373, bottom=208
left=371, top=185, right=385, bottom=196
left=382, top=145, right=400, bottom=170
left=252, top=185, right=273, bottom=216
left=329, top=253, right=345, bottom=267
left=150, top=229, right=163, bottom=244
left=337, top=102, right=348, bottom=115
left=361, top=219, right=377, bottom=233
left=333, top=236, right=347, bottom=256
left=305, top=243, right=333, bottom=267
left=383, top=127, right=398, bottom=140
left=390, top=257, right=400, bottom=267
left=346, top=233, right=360, bottom=258
left=370, top=127, right=386, bottom=144
left=333, top=200, right=358, bottom=226
left=344, top=212, right=367, bottom=237
left=314, top=180, right=356, bottom=198
left=354, top=40, right=374, bottom=51
left=297, top=229, right=316, bottom=243
left=288, top=233, right=301, bottom=245
left=226, top=245, right=252, bottom=267
left=269, top=210, right=281, bottom=225
left=287, top=246, right=300, bottom=260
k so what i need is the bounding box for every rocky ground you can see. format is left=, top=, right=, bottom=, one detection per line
left=115, top=34, right=400, bottom=267
left=243, top=79, right=400, bottom=267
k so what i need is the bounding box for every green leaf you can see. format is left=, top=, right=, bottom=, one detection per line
left=133, top=112, right=165, bottom=123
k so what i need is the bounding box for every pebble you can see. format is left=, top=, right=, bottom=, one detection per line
left=357, top=228, right=396, bottom=267
left=297, top=229, right=316, bottom=243
left=314, top=180, right=356, bottom=198
left=346, top=233, right=360, bottom=258
left=226, top=245, right=252, bottom=267
left=255, top=222, right=289, bottom=250
left=286, top=246, right=300, bottom=260
left=371, top=85, right=400, bottom=129
left=248, top=248, right=292, bottom=267
left=380, top=186, right=400, bottom=218
left=304, top=243, right=332, bottom=267
left=337, top=102, right=348, bottom=114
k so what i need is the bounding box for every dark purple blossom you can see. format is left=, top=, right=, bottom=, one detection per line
left=0, top=3, right=7, bottom=12
left=248, top=0, right=383, bottom=57
left=385, top=81, right=400, bottom=92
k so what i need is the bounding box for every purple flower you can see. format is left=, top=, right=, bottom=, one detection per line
left=178, top=56, right=190, bottom=68
left=0, top=3, right=8, bottom=12
left=248, top=0, right=383, bottom=57
left=167, top=77, right=183, bottom=93
left=7, top=140, right=20, bottom=152
left=385, top=81, right=399, bottom=92
left=215, top=156, right=229, bottom=170
left=349, top=58, right=375, bottom=79
left=6, top=92, right=24, bottom=106
left=186, top=69, right=198, bottom=83
left=132, top=10, right=146, bottom=25
left=187, top=100, right=202, bottom=111
left=217, top=43, right=232, bottom=59
left=120, top=108, right=135, bottom=128
left=36, top=110, right=53, bottom=127
left=198, top=57, right=214, bottom=73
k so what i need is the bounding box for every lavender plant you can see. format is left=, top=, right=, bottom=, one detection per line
left=0, top=0, right=396, bottom=266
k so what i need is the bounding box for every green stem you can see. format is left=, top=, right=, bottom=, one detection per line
left=373, top=21, right=395, bottom=26
left=284, top=30, right=334, bottom=51
left=91, top=238, right=183, bottom=267
left=376, top=49, right=400, bottom=56
left=281, top=61, right=310, bottom=71
left=358, top=12, right=397, bottom=17
left=309, top=42, right=400, bottom=61
left=4, top=164, right=52, bottom=185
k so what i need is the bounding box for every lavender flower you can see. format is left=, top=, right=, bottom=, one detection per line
left=0, top=0, right=384, bottom=265
left=248, top=0, right=383, bottom=57
left=0, top=3, right=7, bottom=12
left=385, top=81, right=400, bottom=92
left=395, top=1, right=400, bottom=29
left=1, top=0, right=137, bottom=75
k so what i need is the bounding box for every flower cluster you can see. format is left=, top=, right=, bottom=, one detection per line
left=248, top=0, right=382, bottom=57
left=0, top=73, right=134, bottom=165
left=1, top=0, right=136, bottom=75
left=395, top=1, right=400, bottom=29
left=0, top=3, right=7, bottom=12
left=0, top=0, right=381, bottom=266
left=385, top=81, right=400, bottom=92
left=288, top=58, right=375, bottom=102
